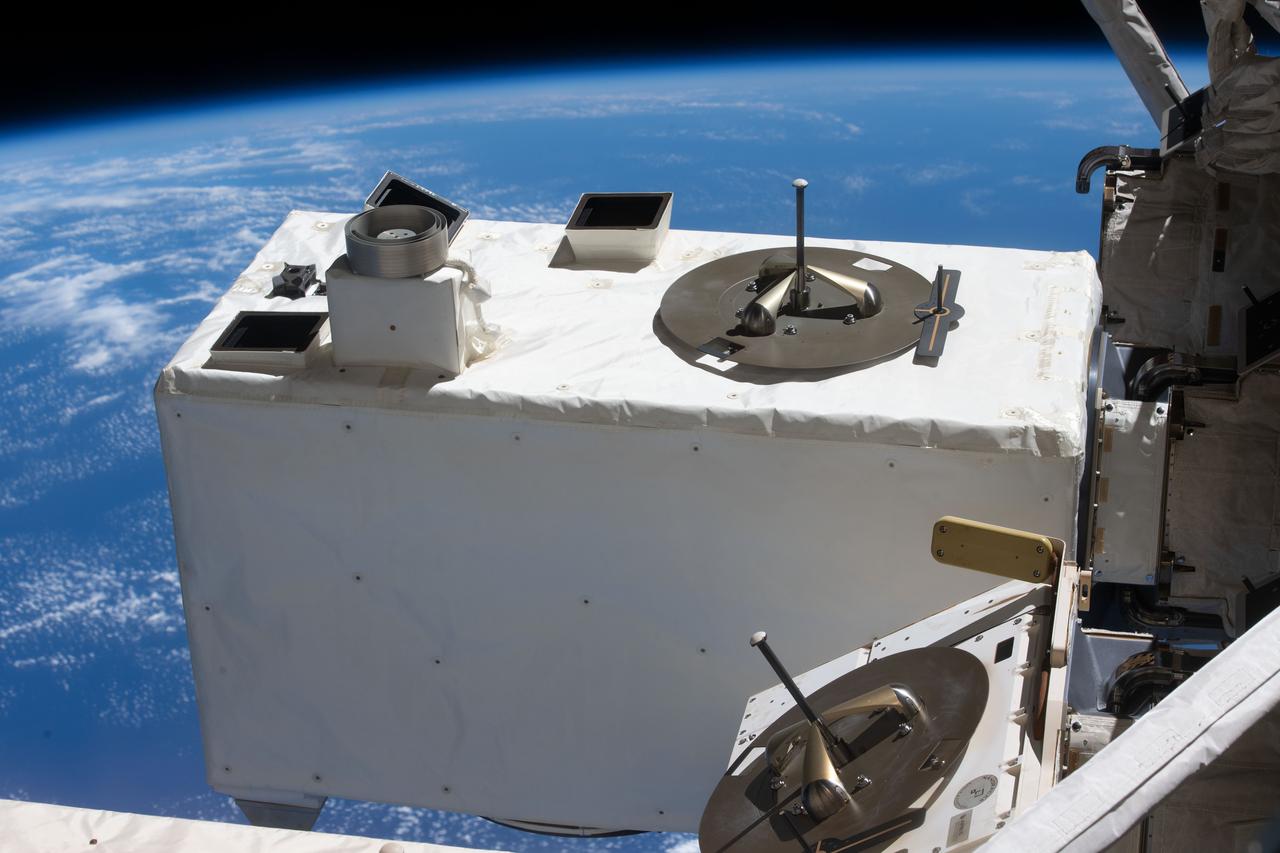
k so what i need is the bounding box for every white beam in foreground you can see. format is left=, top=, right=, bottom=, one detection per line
left=0, top=798, right=510, bottom=853
left=981, top=604, right=1280, bottom=852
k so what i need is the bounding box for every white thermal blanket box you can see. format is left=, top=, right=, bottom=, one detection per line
left=156, top=211, right=1100, bottom=832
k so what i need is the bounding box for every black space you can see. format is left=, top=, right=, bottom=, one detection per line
left=3, top=8, right=1269, bottom=131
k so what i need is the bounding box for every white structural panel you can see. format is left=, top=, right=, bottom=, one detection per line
left=982, top=601, right=1280, bottom=853
left=0, top=798, right=504, bottom=853
left=157, top=213, right=1101, bottom=832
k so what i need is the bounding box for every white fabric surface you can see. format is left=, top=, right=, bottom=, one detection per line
left=160, top=212, right=1101, bottom=461
left=1198, top=0, right=1280, bottom=175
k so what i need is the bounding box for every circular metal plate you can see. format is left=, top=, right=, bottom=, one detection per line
left=699, top=648, right=989, bottom=853
left=659, top=248, right=933, bottom=370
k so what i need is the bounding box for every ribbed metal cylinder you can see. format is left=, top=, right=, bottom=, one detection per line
left=344, top=205, right=448, bottom=278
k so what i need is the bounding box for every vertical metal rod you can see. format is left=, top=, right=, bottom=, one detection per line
left=792, top=179, right=808, bottom=314
left=750, top=631, right=837, bottom=745
left=936, top=265, right=945, bottom=312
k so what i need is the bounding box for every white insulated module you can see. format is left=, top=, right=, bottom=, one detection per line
left=156, top=208, right=1100, bottom=833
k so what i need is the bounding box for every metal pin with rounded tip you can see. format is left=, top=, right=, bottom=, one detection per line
left=791, top=179, right=809, bottom=313
left=749, top=631, right=838, bottom=749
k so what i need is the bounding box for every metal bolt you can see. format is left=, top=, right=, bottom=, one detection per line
left=747, top=280, right=760, bottom=292
left=1156, top=407, right=1165, bottom=415
left=1105, top=402, right=1114, bottom=411
left=770, top=777, right=786, bottom=790
left=853, top=775, right=872, bottom=790
left=735, top=308, right=745, bottom=318
left=1032, top=570, right=1041, bottom=578
left=783, top=325, right=798, bottom=335
left=805, top=272, right=816, bottom=282
left=897, top=722, right=913, bottom=737
left=935, top=548, right=945, bottom=557
left=938, top=525, right=949, bottom=534
left=791, top=802, right=807, bottom=815
left=843, top=314, right=856, bottom=325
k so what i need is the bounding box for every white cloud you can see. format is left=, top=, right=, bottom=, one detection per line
left=841, top=174, right=872, bottom=194
left=961, top=188, right=995, bottom=216
left=989, top=88, right=1079, bottom=109
left=0, top=138, right=358, bottom=191
left=59, top=390, right=124, bottom=424
left=905, top=162, right=980, bottom=185
left=0, top=254, right=175, bottom=373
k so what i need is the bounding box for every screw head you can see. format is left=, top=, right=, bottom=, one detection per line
left=1036, top=544, right=1046, bottom=554
left=853, top=775, right=872, bottom=790
left=843, top=314, right=856, bottom=325
left=897, top=722, right=913, bottom=736
left=935, top=548, right=945, bottom=557
left=783, top=325, right=798, bottom=335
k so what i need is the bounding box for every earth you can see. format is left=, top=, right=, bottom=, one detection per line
left=0, top=51, right=1208, bottom=850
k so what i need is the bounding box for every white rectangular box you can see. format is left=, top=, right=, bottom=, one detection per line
left=563, top=191, right=672, bottom=262
left=157, top=211, right=1101, bottom=833
left=325, top=256, right=465, bottom=374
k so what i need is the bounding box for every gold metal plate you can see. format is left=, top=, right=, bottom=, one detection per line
left=931, top=516, right=1058, bottom=582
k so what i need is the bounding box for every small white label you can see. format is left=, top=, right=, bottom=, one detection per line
left=947, top=810, right=972, bottom=846
left=695, top=353, right=737, bottom=372
left=954, top=774, right=998, bottom=809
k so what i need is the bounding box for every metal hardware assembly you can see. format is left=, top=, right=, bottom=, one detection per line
left=701, top=640, right=987, bottom=853
left=659, top=180, right=940, bottom=371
